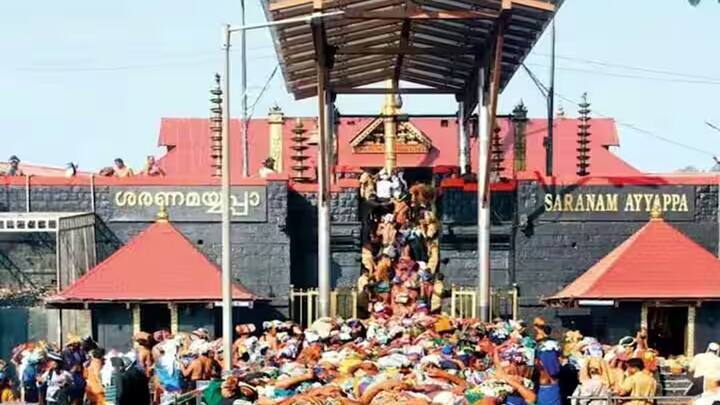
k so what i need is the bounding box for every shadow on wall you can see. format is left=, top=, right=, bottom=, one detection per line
left=94, top=217, right=123, bottom=263
left=288, top=190, right=317, bottom=288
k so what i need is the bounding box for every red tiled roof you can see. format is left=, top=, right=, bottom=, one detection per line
left=548, top=216, right=720, bottom=302
left=474, top=118, right=642, bottom=179
left=156, top=115, right=641, bottom=180
left=49, top=220, right=255, bottom=303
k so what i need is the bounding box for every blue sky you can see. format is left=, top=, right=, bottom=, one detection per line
left=1, top=0, right=719, bottom=173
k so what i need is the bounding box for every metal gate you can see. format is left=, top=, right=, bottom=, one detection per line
left=290, top=285, right=517, bottom=325
left=449, top=285, right=518, bottom=320
left=288, top=286, right=357, bottom=327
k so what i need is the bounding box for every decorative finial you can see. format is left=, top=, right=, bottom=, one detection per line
left=512, top=100, right=528, bottom=121
left=650, top=204, right=663, bottom=221
left=209, top=73, right=223, bottom=177
left=156, top=205, right=169, bottom=223
left=576, top=92, right=591, bottom=176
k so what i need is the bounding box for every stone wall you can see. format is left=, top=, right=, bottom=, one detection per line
left=438, top=187, right=515, bottom=288
left=0, top=180, right=292, bottom=316
left=287, top=187, right=361, bottom=288
left=514, top=181, right=719, bottom=323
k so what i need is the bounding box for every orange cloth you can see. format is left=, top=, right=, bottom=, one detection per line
left=85, top=358, right=105, bottom=405
left=0, top=387, right=15, bottom=402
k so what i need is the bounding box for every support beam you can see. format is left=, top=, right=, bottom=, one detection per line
left=312, top=14, right=332, bottom=318
left=476, top=66, right=491, bottom=322
left=393, top=15, right=411, bottom=85
left=132, top=304, right=141, bottom=334
left=343, top=8, right=499, bottom=19
left=169, top=303, right=179, bottom=335
left=336, top=45, right=476, bottom=55
left=488, top=15, right=506, bottom=137
left=511, top=0, right=555, bottom=12
left=333, top=87, right=455, bottom=94
left=269, top=0, right=313, bottom=11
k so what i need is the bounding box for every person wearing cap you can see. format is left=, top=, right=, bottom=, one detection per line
left=688, top=342, right=720, bottom=395
left=5, top=155, right=23, bottom=176
left=259, top=157, right=276, bottom=178
left=113, top=158, right=134, bottom=178
left=41, top=352, right=74, bottom=405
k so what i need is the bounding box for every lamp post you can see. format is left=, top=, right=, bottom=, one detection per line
left=220, top=10, right=344, bottom=371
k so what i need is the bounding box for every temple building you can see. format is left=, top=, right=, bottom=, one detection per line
left=45, top=207, right=257, bottom=351
left=0, top=98, right=717, bottom=359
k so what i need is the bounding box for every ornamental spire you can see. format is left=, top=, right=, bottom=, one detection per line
left=511, top=100, right=528, bottom=172
left=490, top=120, right=505, bottom=181
left=577, top=93, right=591, bottom=176
left=209, top=73, right=223, bottom=177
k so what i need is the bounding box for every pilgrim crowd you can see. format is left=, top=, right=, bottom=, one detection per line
left=3, top=316, right=720, bottom=405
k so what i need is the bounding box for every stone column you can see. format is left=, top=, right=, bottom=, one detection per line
left=268, top=105, right=285, bottom=172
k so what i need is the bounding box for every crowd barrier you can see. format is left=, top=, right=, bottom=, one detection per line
left=289, top=285, right=518, bottom=326
left=567, top=395, right=696, bottom=404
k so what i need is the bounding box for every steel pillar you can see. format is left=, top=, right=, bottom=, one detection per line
left=317, top=64, right=332, bottom=318
left=458, top=101, right=468, bottom=174
left=477, top=67, right=491, bottom=322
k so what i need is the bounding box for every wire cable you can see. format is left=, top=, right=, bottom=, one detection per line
left=526, top=63, right=720, bottom=86
left=553, top=92, right=715, bottom=157
left=533, top=52, right=720, bottom=82
left=246, top=64, right=279, bottom=122
left=519, top=65, right=715, bottom=158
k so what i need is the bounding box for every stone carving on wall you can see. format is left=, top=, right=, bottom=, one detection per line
left=349, top=118, right=432, bottom=154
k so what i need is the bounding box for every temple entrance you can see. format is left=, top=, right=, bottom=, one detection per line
left=140, top=304, right=171, bottom=333
left=647, top=306, right=687, bottom=356
left=401, top=167, right=433, bottom=185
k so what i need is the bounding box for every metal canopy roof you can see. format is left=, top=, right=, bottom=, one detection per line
left=262, top=0, right=560, bottom=100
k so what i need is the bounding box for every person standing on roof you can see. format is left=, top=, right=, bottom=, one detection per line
left=6, top=155, right=23, bottom=176
left=141, top=155, right=165, bottom=176
left=113, top=158, right=134, bottom=178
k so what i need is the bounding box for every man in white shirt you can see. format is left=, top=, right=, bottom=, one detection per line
left=375, top=169, right=393, bottom=200
left=693, top=371, right=720, bottom=405
left=689, top=343, right=720, bottom=396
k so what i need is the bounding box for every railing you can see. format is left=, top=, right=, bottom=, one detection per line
left=450, top=285, right=518, bottom=320
left=567, top=395, right=695, bottom=404
left=290, top=285, right=518, bottom=325
left=289, top=286, right=357, bottom=326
